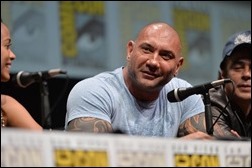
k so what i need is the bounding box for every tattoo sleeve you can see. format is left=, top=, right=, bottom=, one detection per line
left=66, top=117, right=113, bottom=133
left=177, top=112, right=236, bottom=138
left=211, top=109, right=237, bottom=138
left=177, top=112, right=207, bottom=137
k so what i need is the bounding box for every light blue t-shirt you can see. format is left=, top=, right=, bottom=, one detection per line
left=65, top=67, right=204, bottom=137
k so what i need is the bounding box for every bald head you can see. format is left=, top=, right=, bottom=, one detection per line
left=135, top=22, right=182, bottom=58
left=138, top=22, right=178, bottom=35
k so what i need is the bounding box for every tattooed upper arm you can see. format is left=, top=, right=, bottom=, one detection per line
left=66, top=117, right=113, bottom=133
left=177, top=112, right=207, bottom=137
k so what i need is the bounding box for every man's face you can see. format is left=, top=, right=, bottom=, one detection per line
left=222, top=46, right=251, bottom=101
left=1, top=23, right=16, bottom=82
left=125, top=25, right=183, bottom=92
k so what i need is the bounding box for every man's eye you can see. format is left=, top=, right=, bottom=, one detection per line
left=162, top=55, right=171, bottom=60
left=143, top=47, right=151, bottom=52
left=232, top=63, right=243, bottom=69
left=233, top=66, right=243, bottom=69
left=161, top=53, right=173, bottom=60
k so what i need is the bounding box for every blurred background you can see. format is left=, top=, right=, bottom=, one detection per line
left=1, top=1, right=251, bottom=130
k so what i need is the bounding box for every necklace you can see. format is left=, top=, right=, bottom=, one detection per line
left=1, top=110, right=6, bottom=127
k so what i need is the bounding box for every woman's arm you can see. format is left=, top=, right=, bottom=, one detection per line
left=1, top=94, right=42, bottom=130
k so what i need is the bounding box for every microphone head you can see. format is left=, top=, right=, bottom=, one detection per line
left=12, top=69, right=67, bottom=88
left=223, top=78, right=232, bottom=83
left=167, top=88, right=182, bottom=102
left=167, top=91, right=175, bottom=102
left=12, top=71, right=38, bottom=88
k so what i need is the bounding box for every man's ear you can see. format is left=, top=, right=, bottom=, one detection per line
left=218, top=70, right=226, bottom=79
left=218, top=71, right=222, bottom=79
left=126, top=41, right=134, bottom=60
left=174, top=57, right=184, bottom=76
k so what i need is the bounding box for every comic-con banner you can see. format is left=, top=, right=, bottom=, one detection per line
left=1, top=128, right=251, bottom=167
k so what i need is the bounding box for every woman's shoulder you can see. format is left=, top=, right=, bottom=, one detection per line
left=1, top=94, right=9, bottom=106
left=1, top=94, right=18, bottom=104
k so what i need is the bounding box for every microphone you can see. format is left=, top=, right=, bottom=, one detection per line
left=12, top=69, right=67, bottom=88
left=167, top=79, right=232, bottom=102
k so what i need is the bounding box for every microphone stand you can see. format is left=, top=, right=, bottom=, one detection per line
left=39, top=80, right=51, bottom=129
left=202, top=92, right=213, bottom=135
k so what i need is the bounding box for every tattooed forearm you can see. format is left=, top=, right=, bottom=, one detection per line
left=66, top=117, right=113, bottom=133
left=211, top=122, right=235, bottom=137
left=177, top=112, right=236, bottom=138
left=177, top=112, right=207, bottom=137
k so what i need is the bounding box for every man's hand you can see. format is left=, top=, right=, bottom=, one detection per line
left=231, top=130, right=241, bottom=138
left=179, top=131, right=214, bottom=140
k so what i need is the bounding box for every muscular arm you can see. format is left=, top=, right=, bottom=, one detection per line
left=178, top=112, right=238, bottom=138
left=66, top=117, right=113, bottom=133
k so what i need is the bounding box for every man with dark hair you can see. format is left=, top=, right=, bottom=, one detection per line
left=210, top=30, right=251, bottom=138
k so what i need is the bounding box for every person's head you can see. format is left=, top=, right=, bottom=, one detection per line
left=124, top=22, right=183, bottom=100
left=1, top=19, right=16, bottom=82
left=219, top=30, right=251, bottom=102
